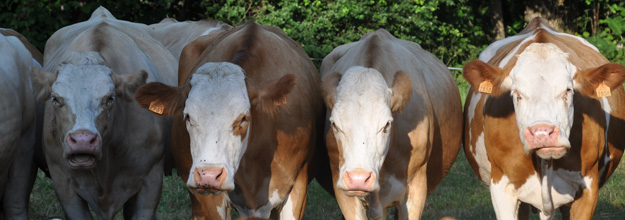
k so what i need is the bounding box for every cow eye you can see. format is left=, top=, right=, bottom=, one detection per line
left=514, top=91, right=523, bottom=102
left=184, top=113, right=191, bottom=122
left=51, top=96, right=62, bottom=107
left=105, top=95, right=115, bottom=106
left=563, top=88, right=573, bottom=101
left=331, top=121, right=340, bottom=132
left=383, top=121, right=391, bottom=133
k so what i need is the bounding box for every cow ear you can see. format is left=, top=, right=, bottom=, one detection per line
left=112, top=70, right=148, bottom=101
left=32, top=66, right=58, bottom=100
left=575, top=63, right=625, bottom=97
left=463, top=60, right=506, bottom=95
left=321, top=72, right=342, bottom=110
left=389, top=70, right=412, bottom=112
left=135, top=82, right=187, bottom=116
left=248, top=74, right=296, bottom=114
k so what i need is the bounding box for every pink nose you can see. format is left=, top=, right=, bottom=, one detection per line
left=524, top=124, right=559, bottom=149
left=343, top=170, right=375, bottom=192
left=194, top=167, right=226, bottom=190
left=66, top=130, right=99, bottom=153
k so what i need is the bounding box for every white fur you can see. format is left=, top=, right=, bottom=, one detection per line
left=479, top=31, right=535, bottom=63
left=490, top=175, right=520, bottom=220
left=184, top=62, right=251, bottom=191
left=279, top=192, right=296, bottom=220
left=330, top=66, right=394, bottom=192
left=201, top=23, right=226, bottom=36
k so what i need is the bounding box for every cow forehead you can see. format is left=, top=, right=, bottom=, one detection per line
left=52, top=64, right=114, bottom=98
left=185, top=63, right=250, bottom=116
left=510, top=43, right=575, bottom=93
left=332, top=67, right=392, bottom=125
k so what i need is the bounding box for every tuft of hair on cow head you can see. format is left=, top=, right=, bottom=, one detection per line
left=111, top=70, right=148, bottom=101
left=321, top=72, right=342, bottom=110
left=463, top=60, right=508, bottom=96
left=134, top=82, right=187, bottom=116
left=246, top=73, right=296, bottom=115
left=389, top=70, right=412, bottom=112
left=32, top=66, right=59, bottom=100
left=574, top=63, right=625, bottom=97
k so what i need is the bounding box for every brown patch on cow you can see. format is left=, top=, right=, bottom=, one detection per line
left=91, top=23, right=110, bottom=52
left=231, top=22, right=260, bottom=68
left=363, top=34, right=381, bottom=68
left=32, top=67, right=58, bottom=100
left=575, top=63, right=625, bottom=97
left=463, top=60, right=509, bottom=96
left=389, top=70, right=412, bottom=112
left=135, top=82, right=188, bottom=116
left=232, top=113, right=250, bottom=141
left=321, top=72, right=342, bottom=109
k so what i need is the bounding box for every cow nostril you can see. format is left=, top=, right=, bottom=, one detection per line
left=89, top=136, right=97, bottom=144
left=69, top=137, right=77, bottom=144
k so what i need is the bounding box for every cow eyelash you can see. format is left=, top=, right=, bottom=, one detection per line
left=51, top=96, right=63, bottom=107
left=105, top=95, right=115, bottom=106
left=382, top=121, right=391, bottom=133
left=331, top=121, right=341, bottom=133
left=184, top=114, right=191, bottom=121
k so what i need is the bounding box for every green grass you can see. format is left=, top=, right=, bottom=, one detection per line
left=28, top=151, right=625, bottom=219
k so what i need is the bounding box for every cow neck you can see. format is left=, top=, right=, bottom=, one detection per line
left=540, top=159, right=554, bottom=217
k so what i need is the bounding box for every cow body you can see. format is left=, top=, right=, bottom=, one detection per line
left=320, top=29, right=462, bottom=219
left=0, top=29, right=40, bottom=220
left=463, top=17, right=625, bottom=219
left=135, top=22, right=324, bottom=219
left=149, top=18, right=231, bottom=60
left=32, top=7, right=176, bottom=219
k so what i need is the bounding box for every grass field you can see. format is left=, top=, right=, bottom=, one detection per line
left=27, top=150, right=625, bottom=219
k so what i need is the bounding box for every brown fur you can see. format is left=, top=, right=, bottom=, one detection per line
left=111, top=70, right=148, bottom=101
left=31, top=67, right=58, bottom=100
left=134, top=82, right=187, bottom=116
left=389, top=70, right=412, bottom=112
left=321, top=72, right=342, bottom=109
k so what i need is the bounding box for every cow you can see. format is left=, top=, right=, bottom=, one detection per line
left=134, top=22, right=324, bottom=219
left=31, top=7, right=177, bottom=219
left=463, top=17, right=625, bottom=219
left=0, top=28, right=40, bottom=220
left=319, top=29, right=463, bottom=219
left=149, top=18, right=232, bottom=60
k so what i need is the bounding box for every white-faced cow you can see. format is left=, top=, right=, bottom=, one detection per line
left=320, top=29, right=463, bottom=219
left=463, top=17, right=625, bottom=219
left=149, top=18, right=231, bottom=60
left=32, top=7, right=177, bottom=219
left=0, top=28, right=41, bottom=220
left=135, top=22, right=324, bottom=219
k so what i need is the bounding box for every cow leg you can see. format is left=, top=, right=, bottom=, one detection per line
left=49, top=172, right=93, bottom=219
left=366, top=192, right=383, bottom=220
left=405, top=165, right=427, bottom=220
left=123, top=161, right=163, bottom=220
left=2, top=127, right=36, bottom=220
left=489, top=175, right=520, bottom=220
left=569, top=172, right=599, bottom=219
left=279, top=161, right=310, bottom=220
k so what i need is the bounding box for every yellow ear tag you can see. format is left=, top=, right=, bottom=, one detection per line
left=478, top=80, right=493, bottom=94
left=596, top=81, right=611, bottom=97
left=148, top=100, right=164, bottom=114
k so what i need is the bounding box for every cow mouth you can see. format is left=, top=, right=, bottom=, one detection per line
left=344, top=190, right=370, bottom=197
left=192, top=187, right=225, bottom=195
left=533, top=146, right=567, bottom=160
left=68, top=154, right=96, bottom=167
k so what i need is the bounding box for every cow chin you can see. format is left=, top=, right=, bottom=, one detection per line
left=67, top=153, right=97, bottom=168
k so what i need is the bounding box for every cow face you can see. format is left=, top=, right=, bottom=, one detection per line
left=323, top=66, right=411, bottom=196
left=33, top=52, right=147, bottom=168
left=134, top=62, right=295, bottom=194
left=464, top=43, right=625, bottom=160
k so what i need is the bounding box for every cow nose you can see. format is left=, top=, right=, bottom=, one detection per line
left=343, top=170, right=375, bottom=192
left=194, top=167, right=226, bottom=190
left=524, top=124, right=559, bottom=148
left=66, top=130, right=99, bottom=152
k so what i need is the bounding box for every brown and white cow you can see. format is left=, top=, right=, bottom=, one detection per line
left=149, top=18, right=231, bottom=60
left=135, top=22, right=324, bottom=219
left=31, top=7, right=177, bottom=219
left=0, top=28, right=40, bottom=220
left=463, top=17, right=625, bottom=219
left=320, top=29, right=463, bottom=219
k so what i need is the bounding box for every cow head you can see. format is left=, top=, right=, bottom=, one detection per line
left=32, top=52, right=147, bottom=168
left=464, top=43, right=625, bottom=160
left=135, top=62, right=295, bottom=194
left=322, top=66, right=411, bottom=196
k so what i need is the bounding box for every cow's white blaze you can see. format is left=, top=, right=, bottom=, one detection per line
left=51, top=53, right=115, bottom=153
left=505, top=43, right=575, bottom=159
left=184, top=62, right=251, bottom=191
left=330, top=66, right=393, bottom=193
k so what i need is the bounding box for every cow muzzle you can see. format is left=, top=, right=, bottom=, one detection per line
left=339, top=169, right=377, bottom=197
left=65, top=130, right=101, bottom=168
left=189, top=166, right=231, bottom=195
left=523, top=124, right=570, bottom=159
